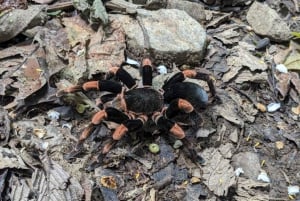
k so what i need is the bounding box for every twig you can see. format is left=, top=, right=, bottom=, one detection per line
left=293, top=0, right=299, bottom=12
left=136, top=16, right=150, bottom=56
left=234, top=126, right=244, bottom=153
left=46, top=1, right=74, bottom=12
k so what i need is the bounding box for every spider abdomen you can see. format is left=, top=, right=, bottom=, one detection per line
left=124, top=88, right=163, bottom=115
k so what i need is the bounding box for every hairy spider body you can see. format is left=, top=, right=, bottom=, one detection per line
left=164, top=82, right=208, bottom=110
left=60, top=58, right=217, bottom=170
left=123, top=88, right=163, bottom=115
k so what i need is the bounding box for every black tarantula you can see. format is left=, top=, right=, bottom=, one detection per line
left=60, top=58, right=217, bottom=170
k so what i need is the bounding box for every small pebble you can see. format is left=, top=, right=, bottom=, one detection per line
left=157, top=65, right=168, bottom=74
left=149, top=143, right=160, bottom=154
left=275, top=64, right=288, bottom=73
left=257, top=170, right=270, bottom=183
left=47, top=110, right=60, bottom=120
left=126, top=57, right=140, bottom=67
left=62, top=123, right=72, bottom=129
left=255, top=38, right=270, bottom=50
left=267, top=102, right=281, bottom=112
left=173, top=140, right=183, bottom=149
left=288, top=185, right=300, bottom=195
left=235, top=167, right=244, bottom=177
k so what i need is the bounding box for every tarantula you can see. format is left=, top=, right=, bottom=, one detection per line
left=60, top=58, right=217, bottom=170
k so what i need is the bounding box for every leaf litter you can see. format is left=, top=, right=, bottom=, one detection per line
left=1, top=0, right=300, bottom=200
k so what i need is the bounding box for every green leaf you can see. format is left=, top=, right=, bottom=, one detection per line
left=291, top=32, right=300, bottom=39
left=284, top=50, right=300, bottom=71
left=76, top=103, right=89, bottom=113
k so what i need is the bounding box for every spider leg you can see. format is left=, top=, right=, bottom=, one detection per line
left=108, top=63, right=136, bottom=89
left=141, top=58, right=153, bottom=87
left=87, top=115, right=147, bottom=171
left=61, top=79, right=123, bottom=94
left=64, top=107, right=129, bottom=161
left=162, top=70, right=216, bottom=97
left=152, top=113, right=185, bottom=139
left=165, top=98, right=194, bottom=119
left=152, top=112, right=204, bottom=164
left=102, top=115, right=147, bottom=153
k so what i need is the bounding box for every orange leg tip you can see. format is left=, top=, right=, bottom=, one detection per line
left=102, top=143, right=113, bottom=154
left=108, top=67, right=119, bottom=75
left=182, top=70, right=197, bottom=78
left=82, top=81, right=99, bottom=91
left=178, top=99, right=194, bottom=113
left=92, top=110, right=107, bottom=125
left=112, top=124, right=128, bottom=140
left=170, top=124, right=185, bottom=139
left=79, top=124, right=94, bottom=141
left=142, top=58, right=152, bottom=67
left=64, top=85, right=82, bottom=93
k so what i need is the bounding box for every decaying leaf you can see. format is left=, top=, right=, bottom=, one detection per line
left=10, top=175, right=32, bottom=201
left=32, top=158, right=84, bottom=201
left=0, top=147, right=28, bottom=169
left=275, top=72, right=300, bottom=102
left=212, top=24, right=241, bottom=45
left=223, top=42, right=268, bottom=83
left=62, top=16, right=94, bottom=47
left=60, top=16, right=125, bottom=82
left=284, top=50, right=300, bottom=71
left=0, top=108, right=10, bottom=146
left=72, top=0, right=108, bottom=25
left=234, top=177, right=269, bottom=201
left=201, top=145, right=236, bottom=196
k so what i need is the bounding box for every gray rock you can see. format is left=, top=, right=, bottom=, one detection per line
left=246, top=1, right=291, bottom=41
left=231, top=152, right=261, bottom=180
left=167, top=0, right=206, bottom=24
left=111, top=9, right=207, bottom=65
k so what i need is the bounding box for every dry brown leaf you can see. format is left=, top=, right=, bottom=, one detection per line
left=291, top=104, right=300, bottom=115
left=256, top=103, right=266, bottom=112
left=201, top=145, right=236, bottom=196
left=100, top=176, right=117, bottom=189
left=275, top=141, right=284, bottom=150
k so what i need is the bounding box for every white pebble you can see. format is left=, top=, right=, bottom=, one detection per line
left=62, top=123, right=72, bottom=129
left=157, top=65, right=168, bottom=74
left=47, top=110, right=60, bottom=120
left=267, top=102, right=281, bottom=112
left=288, top=185, right=300, bottom=195
left=235, top=167, right=244, bottom=177
left=41, top=142, right=49, bottom=150
left=257, top=170, right=270, bottom=183
left=126, top=57, right=140, bottom=67
left=276, top=64, right=288, bottom=73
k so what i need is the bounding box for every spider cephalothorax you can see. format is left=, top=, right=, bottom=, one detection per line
left=61, top=58, right=217, bottom=170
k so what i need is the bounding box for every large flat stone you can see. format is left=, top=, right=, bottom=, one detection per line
left=246, top=2, right=291, bottom=41
left=111, top=9, right=207, bottom=65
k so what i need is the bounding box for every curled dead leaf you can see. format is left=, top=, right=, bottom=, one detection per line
left=33, top=128, right=46, bottom=138
left=291, top=105, right=300, bottom=115
left=190, top=177, right=201, bottom=184
left=100, top=176, right=117, bottom=189
left=275, top=141, right=284, bottom=150
left=256, top=103, right=266, bottom=112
